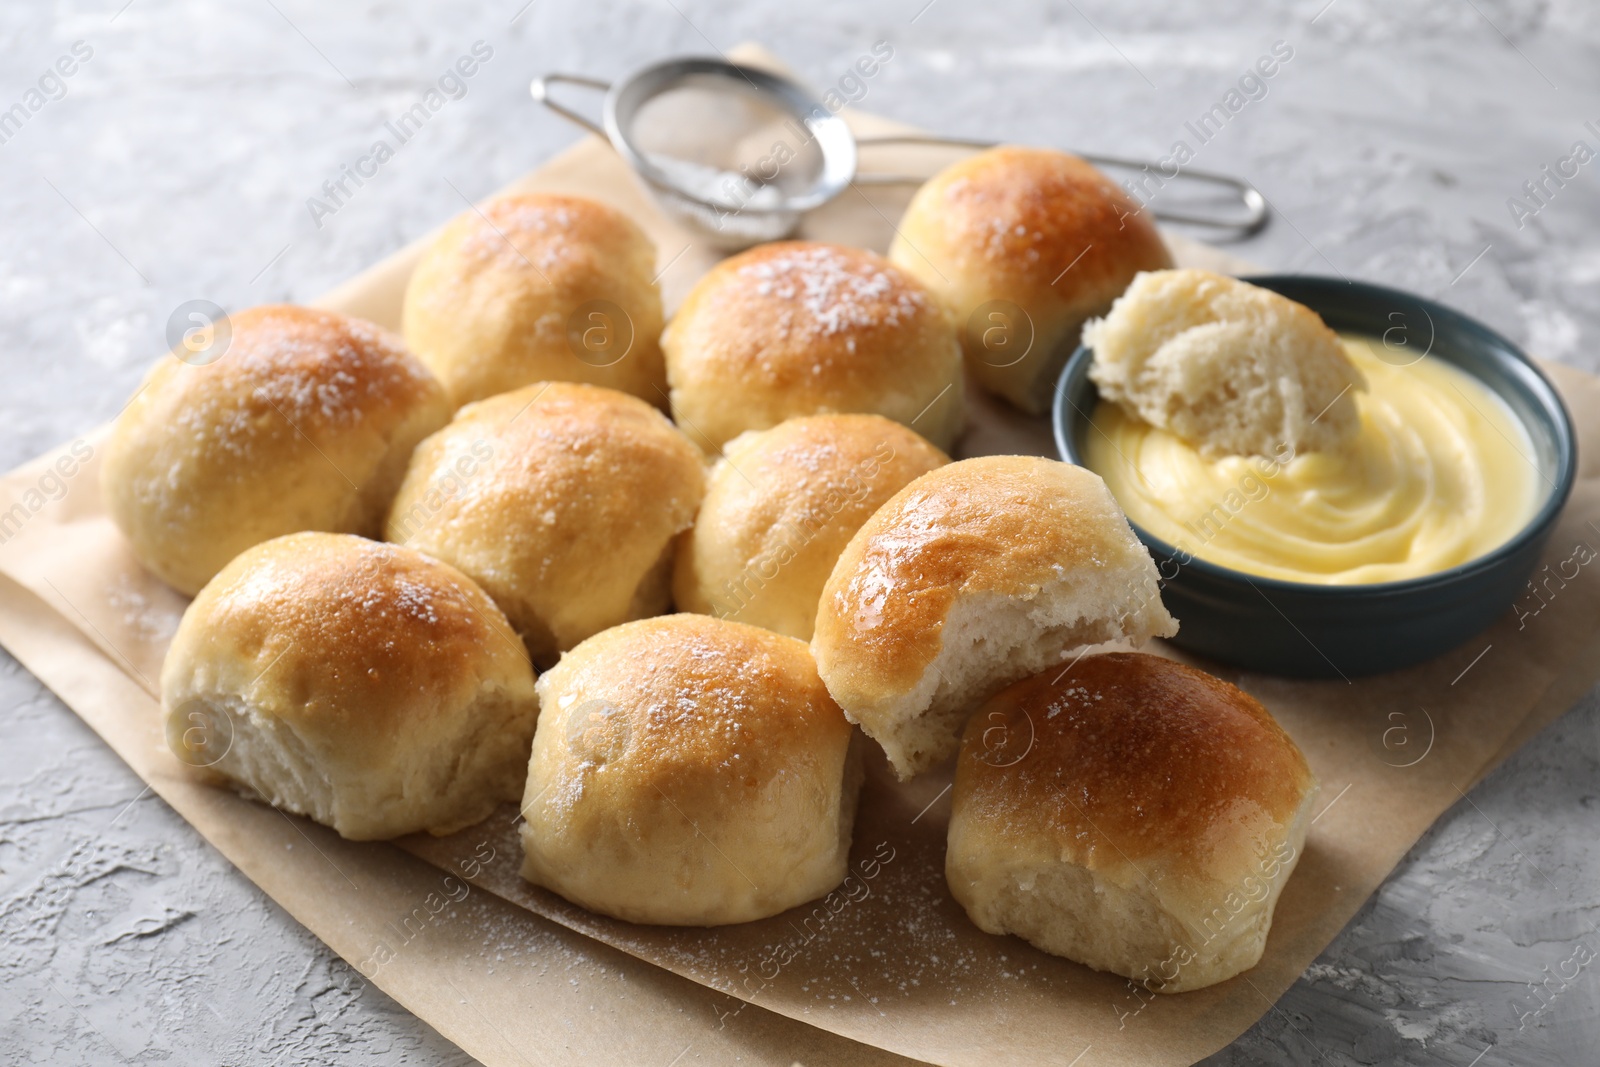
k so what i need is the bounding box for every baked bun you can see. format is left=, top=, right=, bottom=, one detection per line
left=519, top=614, right=859, bottom=925
left=1084, top=269, right=1366, bottom=458
left=103, top=305, right=450, bottom=596
left=662, top=241, right=964, bottom=454
left=402, top=194, right=667, bottom=408
left=385, top=382, right=704, bottom=667
left=812, top=455, right=1177, bottom=780
left=161, top=533, right=538, bottom=840
left=673, top=414, right=949, bottom=640
left=947, top=653, right=1316, bottom=992
left=889, top=145, right=1173, bottom=415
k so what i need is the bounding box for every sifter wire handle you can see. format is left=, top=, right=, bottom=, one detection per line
left=530, top=73, right=612, bottom=138
left=853, top=134, right=1269, bottom=237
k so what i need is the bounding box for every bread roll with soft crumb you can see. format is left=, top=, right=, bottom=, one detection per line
left=811, top=455, right=1177, bottom=780
left=673, top=414, right=949, bottom=640
left=161, top=533, right=539, bottom=840
left=1084, top=269, right=1366, bottom=458
left=385, top=381, right=704, bottom=668
left=402, top=193, right=667, bottom=408
left=519, top=614, right=860, bottom=926
left=663, top=241, right=964, bottom=454
left=890, top=145, right=1173, bottom=415
left=102, top=305, right=451, bottom=596
left=947, top=653, right=1316, bottom=992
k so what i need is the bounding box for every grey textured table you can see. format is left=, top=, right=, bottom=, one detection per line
left=1, top=2, right=1597, bottom=1064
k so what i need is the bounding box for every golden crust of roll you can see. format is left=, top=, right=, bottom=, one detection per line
left=161, top=532, right=539, bottom=840
left=890, top=146, right=1173, bottom=414
left=672, top=414, right=949, bottom=640
left=812, top=455, right=1177, bottom=780
left=947, top=653, right=1316, bottom=992
left=385, top=381, right=704, bottom=667
left=662, top=241, right=964, bottom=454
left=402, top=194, right=667, bottom=407
left=519, top=614, right=860, bottom=926
left=102, top=305, right=451, bottom=596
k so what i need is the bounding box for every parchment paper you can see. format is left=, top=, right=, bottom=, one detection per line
left=3, top=44, right=1598, bottom=1067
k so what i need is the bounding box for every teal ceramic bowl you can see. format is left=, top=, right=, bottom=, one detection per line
left=1051, top=275, right=1576, bottom=678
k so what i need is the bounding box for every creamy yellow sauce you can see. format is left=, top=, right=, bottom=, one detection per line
left=1085, top=337, right=1541, bottom=584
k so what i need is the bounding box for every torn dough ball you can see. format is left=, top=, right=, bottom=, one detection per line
left=1084, top=269, right=1366, bottom=458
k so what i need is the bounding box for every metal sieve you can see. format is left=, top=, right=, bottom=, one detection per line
left=533, top=57, right=1267, bottom=251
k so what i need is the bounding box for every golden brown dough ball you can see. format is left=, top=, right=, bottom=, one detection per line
left=812, top=455, right=1177, bottom=780
left=519, top=614, right=859, bottom=925
left=890, top=146, right=1173, bottom=414
left=102, top=305, right=450, bottom=596
left=673, top=414, right=948, bottom=640
left=403, top=193, right=667, bottom=408
left=947, top=653, right=1316, bottom=991
left=162, top=533, right=539, bottom=840
left=663, top=241, right=964, bottom=454
left=385, top=381, right=704, bottom=667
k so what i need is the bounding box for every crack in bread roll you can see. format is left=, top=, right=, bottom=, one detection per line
left=102, top=305, right=451, bottom=596
left=519, top=614, right=860, bottom=926
left=673, top=414, right=949, bottom=641
left=947, top=653, right=1317, bottom=992
left=384, top=382, right=704, bottom=668
left=402, top=193, right=668, bottom=408
left=161, top=533, right=539, bottom=841
left=890, top=145, right=1173, bottom=415
left=1083, top=269, right=1367, bottom=458
left=663, top=241, right=965, bottom=454
left=812, top=455, right=1177, bottom=780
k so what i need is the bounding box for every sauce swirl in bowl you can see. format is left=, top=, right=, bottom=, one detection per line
left=1085, top=338, right=1539, bottom=584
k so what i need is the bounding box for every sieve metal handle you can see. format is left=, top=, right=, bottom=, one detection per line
left=853, top=134, right=1270, bottom=237
left=530, top=73, right=612, bottom=138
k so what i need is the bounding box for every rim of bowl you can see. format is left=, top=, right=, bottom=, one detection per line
left=1051, top=274, right=1579, bottom=600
